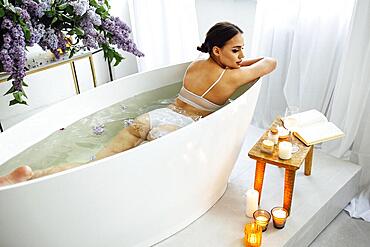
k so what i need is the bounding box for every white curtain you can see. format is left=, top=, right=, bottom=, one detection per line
left=251, top=0, right=355, bottom=127
left=324, top=0, right=370, bottom=221
left=251, top=0, right=370, bottom=222
left=128, top=0, right=199, bottom=72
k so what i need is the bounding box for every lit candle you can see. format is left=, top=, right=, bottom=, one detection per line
left=271, top=207, right=289, bottom=229
left=261, top=139, right=274, bottom=154
left=245, top=189, right=259, bottom=217
left=253, top=209, right=271, bottom=232
left=244, top=222, right=262, bottom=247
left=278, top=141, right=292, bottom=160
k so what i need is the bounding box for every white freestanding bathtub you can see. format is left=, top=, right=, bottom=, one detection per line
left=0, top=62, right=261, bottom=247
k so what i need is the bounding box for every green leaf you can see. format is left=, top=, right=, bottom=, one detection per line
left=61, top=13, right=73, bottom=21
left=51, top=16, right=58, bottom=25
left=9, top=99, right=27, bottom=106
left=22, top=26, right=31, bottom=41
left=13, top=91, right=23, bottom=102
left=0, top=8, right=5, bottom=17
left=74, top=27, right=84, bottom=36
left=9, top=99, right=19, bottom=106
left=113, top=51, right=124, bottom=66
left=65, top=5, right=74, bottom=15
left=58, top=3, right=68, bottom=10
left=104, top=0, right=111, bottom=9
left=8, top=4, right=16, bottom=14
left=69, top=48, right=76, bottom=58
left=89, top=0, right=98, bottom=7
left=4, top=85, right=15, bottom=96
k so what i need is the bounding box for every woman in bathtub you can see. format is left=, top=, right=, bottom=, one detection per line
left=0, top=22, right=276, bottom=186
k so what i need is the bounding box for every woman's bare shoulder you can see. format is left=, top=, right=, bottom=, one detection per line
left=188, top=59, right=207, bottom=70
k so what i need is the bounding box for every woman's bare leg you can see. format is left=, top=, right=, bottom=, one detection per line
left=0, top=166, right=33, bottom=187
left=95, top=113, right=150, bottom=160
left=0, top=114, right=151, bottom=187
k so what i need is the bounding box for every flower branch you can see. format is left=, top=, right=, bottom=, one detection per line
left=0, top=0, right=144, bottom=106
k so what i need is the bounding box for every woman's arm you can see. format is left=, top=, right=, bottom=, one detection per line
left=240, top=57, right=264, bottom=66
left=231, top=57, right=277, bottom=86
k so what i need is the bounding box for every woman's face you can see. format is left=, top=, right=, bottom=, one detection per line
left=214, top=33, right=245, bottom=69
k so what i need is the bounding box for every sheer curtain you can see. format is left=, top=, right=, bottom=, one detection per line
left=325, top=0, right=370, bottom=221
left=128, top=0, right=199, bottom=72
left=251, top=0, right=355, bottom=127
left=251, top=0, right=370, bottom=222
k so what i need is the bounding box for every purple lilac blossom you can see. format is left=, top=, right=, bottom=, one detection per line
left=70, top=0, right=89, bottom=16
left=1, top=18, right=14, bottom=30
left=29, top=23, right=45, bottom=45
left=22, top=0, right=50, bottom=18
left=1, top=0, right=143, bottom=106
left=39, top=28, right=59, bottom=51
left=0, top=23, right=27, bottom=92
left=102, top=17, right=144, bottom=57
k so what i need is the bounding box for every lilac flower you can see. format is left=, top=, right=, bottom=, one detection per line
left=16, top=7, right=31, bottom=22
left=1, top=18, right=14, bottom=30
left=102, top=17, right=144, bottom=57
left=70, top=0, right=89, bottom=16
left=92, top=123, right=105, bottom=135
left=86, top=9, right=101, bottom=26
left=0, top=0, right=143, bottom=106
left=39, top=28, right=59, bottom=50
left=29, top=23, right=45, bottom=45
left=22, top=0, right=50, bottom=18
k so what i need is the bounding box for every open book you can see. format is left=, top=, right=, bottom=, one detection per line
left=283, top=109, right=345, bottom=146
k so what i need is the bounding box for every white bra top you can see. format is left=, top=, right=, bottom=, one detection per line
left=178, top=68, right=226, bottom=112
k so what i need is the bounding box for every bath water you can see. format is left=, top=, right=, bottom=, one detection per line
left=0, top=82, right=181, bottom=176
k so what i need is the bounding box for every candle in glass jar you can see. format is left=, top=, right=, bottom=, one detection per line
left=245, top=189, right=259, bottom=217
left=271, top=207, right=289, bottom=229
left=253, top=209, right=271, bottom=232
left=244, top=222, right=262, bottom=247
left=278, top=141, right=292, bottom=159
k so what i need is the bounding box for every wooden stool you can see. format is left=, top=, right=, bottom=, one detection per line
left=248, top=119, right=314, bottom=213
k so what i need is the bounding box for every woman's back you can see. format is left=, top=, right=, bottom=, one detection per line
left=183, top=59, right=236, bottom=104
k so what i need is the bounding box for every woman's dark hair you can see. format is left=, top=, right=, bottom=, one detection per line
left=197, top=22, right=243, bottom=54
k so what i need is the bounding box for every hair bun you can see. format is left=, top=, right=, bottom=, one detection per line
left=197, top=43, right=209, bottom=53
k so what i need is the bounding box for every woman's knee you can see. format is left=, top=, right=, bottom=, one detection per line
left=128, top=113, right=150, bottom=139
left=147, top=124, right=180, bottom=141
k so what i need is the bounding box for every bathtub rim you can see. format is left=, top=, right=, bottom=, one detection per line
left=0, top=66, right=262, bottom=192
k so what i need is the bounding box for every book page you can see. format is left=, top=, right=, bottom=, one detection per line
left=288, top=109, right=328, bottom=127
left=296, top=122, right=344, bottom=145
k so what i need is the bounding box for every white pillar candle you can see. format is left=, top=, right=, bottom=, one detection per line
left=278, top=141, right=292, bottom=160
left=245, top=189, right=259, bottom=217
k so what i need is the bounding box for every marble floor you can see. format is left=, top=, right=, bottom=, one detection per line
left=156, top=125, right=368, bottom=247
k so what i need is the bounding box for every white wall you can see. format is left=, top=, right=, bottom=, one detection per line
left=0, top=0, right=257, bottom=131
left=196, top=0, right=257, bottom=55
left=0, top=50, right=111, bottom=129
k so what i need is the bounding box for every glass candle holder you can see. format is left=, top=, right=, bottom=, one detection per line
left=244, top=222, right=262, bottom=247
left=271, top=207, right=289, bottom=229
left=253, top=209, right=271, bottom=232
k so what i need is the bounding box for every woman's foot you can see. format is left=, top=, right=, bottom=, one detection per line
left=0, top=166, right=33, bottom=187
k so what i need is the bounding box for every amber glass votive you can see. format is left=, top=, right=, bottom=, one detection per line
left=244, top=222, right=262, bottom=247
left=271, top=207, right=289, bottom=229
left=253, top=209, right=271, bottom=232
